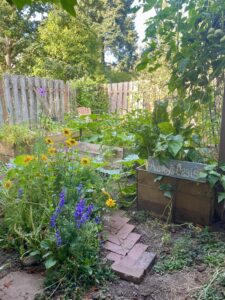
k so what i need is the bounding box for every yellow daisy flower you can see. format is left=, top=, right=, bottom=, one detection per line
left=80, top=157, right=91, bottom=165
left=65, top=138, right=78, bottom=147
left=4, top=180, right=12, bottom=189
left=45, top=137, right=54, bottom=145
left=106, top=198, right=116, bottom=208
left=41, top=154, right=48, bottom=161
left=23, top=155, right=34, bottom=164
left=48, top=147, right=57, bottom=155
left=63, top=128, right=72, bottom=136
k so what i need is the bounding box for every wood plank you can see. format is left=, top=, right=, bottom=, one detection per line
left=27, top=77, right=37, bottom=125
left=34, top=76, right=42, bottom=121
left=12, top=75, right=21, bottom=124
left=19, top=75, right=29, bottom=123
left=59, top=80, right=65, bottom=121
left=3, top=74, right=14, bottom=124
left=54, top=80, right=60, bottom=120
left=0, top=79, right=8, bottom=123
left=48, top=80, right=54, bottom=118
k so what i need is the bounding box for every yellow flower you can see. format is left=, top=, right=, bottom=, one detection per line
left=63, top=128, right=72, bottom=136
left=4, top=180, right=12, bottom=189
left=23, top=155, right=34, bottom=164
left=106, top=198, right=116, bottom=208
left=65, top=138, right=78, bottom=147
left=41, top=154, right=48, bottom=161
left=48, top=147, right=57, bottom=155
left=45, top=137, right=54, bottom=145
left=80, top=157, right=91, bottom=165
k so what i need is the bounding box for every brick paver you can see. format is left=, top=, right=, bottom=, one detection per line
left=103, top=211, right=156, bottom=283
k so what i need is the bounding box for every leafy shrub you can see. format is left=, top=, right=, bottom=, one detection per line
left=70, top=77, right=109, bottom=114
left=0, top=134, right=116, bottom=295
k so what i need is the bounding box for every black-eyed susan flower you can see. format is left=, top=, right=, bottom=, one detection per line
left=66, top=138, right=78, bottom=147
left=23, top=155, right=34, bottom=164
left=106, top=198, right=116, bottom=208
left=45, top=137, right=54, bottom=145
left=41, top=154, right=48, bottom=161
left=80, top=157, right=90, bottom=165
left=48, top=147, right=57, bottom=155
left=63, top=128, right=72, bottom=136
left=4, top=180, right=12, bottom=189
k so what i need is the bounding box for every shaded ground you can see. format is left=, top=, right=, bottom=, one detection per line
left=1, top=210, right=225, bottom=300
left=84, top=209, right=225, bottom=300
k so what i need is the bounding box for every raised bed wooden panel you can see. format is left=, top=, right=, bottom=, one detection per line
left=137, top=166, right=215, bottom=225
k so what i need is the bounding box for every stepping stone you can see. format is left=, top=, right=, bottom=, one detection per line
left=103, top=232, right=141, bottom=255
left=106, top=252, right=123, bottom=262
left=103, top=210, right=156, bottom=283
left=0, top=271, right=43, bottom=300
left=111, top=251, right=156, bottom=284
left=104, top=224, right=135, bottom=245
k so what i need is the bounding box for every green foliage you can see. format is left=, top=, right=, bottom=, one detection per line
left=154, top=228, right=225, bottom=274
left=6, top=0, right=77, bottom=16
left=138, top=0, right=225, bottom=152
left=198, top=163, right=225, bottom=203
left=32, top=8, right=103, bottom=81
left=0, top=137, right=115, bottom=295
left=71, top=77, right=109, bottom=113
left=0, top=124, right=37, bottom=146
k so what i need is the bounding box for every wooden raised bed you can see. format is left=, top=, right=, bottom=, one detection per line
left=137, top=166, right=215, bottom=226
left=0, top=141, right=32, bottom=162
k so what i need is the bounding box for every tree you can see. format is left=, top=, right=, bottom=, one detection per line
left=31, top=8, right=103, bottom=81
left=0, top=0, right=48, bottom=74
left=79, top=0, right=138, bottom=72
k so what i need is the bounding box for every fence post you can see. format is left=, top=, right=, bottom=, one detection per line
left=219, top=80, right=225, bottom=163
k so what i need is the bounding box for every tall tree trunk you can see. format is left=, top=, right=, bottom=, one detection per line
left=4, top=36, right=12, bottom=70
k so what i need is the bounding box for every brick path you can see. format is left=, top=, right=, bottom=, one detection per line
left=103, top=210, right=156, bottom=283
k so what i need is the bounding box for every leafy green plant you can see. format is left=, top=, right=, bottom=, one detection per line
left=198, top=163, right=225, bottom=203
left=71, top=77, right=109, bottom=114
left=0, top=135, right=117, bottom=296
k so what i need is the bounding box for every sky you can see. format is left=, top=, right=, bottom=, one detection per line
left=134, top=1, right=154, bottom=49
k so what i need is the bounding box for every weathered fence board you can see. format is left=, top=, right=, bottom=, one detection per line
left=0, top=74, right=72, bottom=126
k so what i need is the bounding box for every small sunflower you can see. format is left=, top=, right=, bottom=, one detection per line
left=41, top=154, right=48, bottom=161
left=4, top=180, right=12, bottom=189
left=80, top=157, right=91, bottom=165
left=66, top=138, right=78, bottom=147
left=23, top=155, right=34, bottom=164
left=48, top=147, right=57, bottom=155
left=63, top=128, right=72, bottom=136
left=106, top=198, right=116, bottom=208
left=45, top=137, right=54, bottom=145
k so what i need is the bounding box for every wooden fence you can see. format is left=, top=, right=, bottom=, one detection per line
left=0, top=74, right=152, bottom=126
left=107, top=81, right=151, bottom=114
left=0, top=74, right=71, bottom=126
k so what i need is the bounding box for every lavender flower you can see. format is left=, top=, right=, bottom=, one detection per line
left=55, top=229, right=62, bottom=247
left=49, top=190, right=66, bottom=228
left=50, top=213, right=57, bottom=228
left=6, top=163, right=15, bottom=169
left=18, top=188, right=23, bottom=198
left=94, top=216, right=101, bottom=224
left=37, top=87, right=47, bottom=97
left=74, top=199, right=94, bottom=228
left=76, top=183, right=83, bottom=195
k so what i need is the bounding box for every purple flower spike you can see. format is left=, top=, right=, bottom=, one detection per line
left=74, top=199, right=94, bottom=228
left=37, top=87, right=47, bottom=97
left=55, top=229, right=62, bottom=247
left=77, top=183, right=83, bottom=195
left=18, top=188, right=23, bottom=198
left=50, top=213, right=57, bottom=228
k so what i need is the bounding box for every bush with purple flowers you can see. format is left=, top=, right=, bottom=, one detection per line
left=0, top=140, right=112, bottom=297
